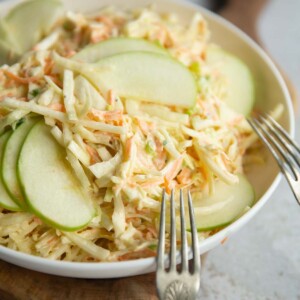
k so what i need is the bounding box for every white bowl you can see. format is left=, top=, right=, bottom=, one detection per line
left=0, top=0, right=294, bottom=278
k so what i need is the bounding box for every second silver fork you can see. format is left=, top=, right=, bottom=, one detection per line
left=156, top=190, right=201, bottom=300
left=248, top=114, right=300, bottom=205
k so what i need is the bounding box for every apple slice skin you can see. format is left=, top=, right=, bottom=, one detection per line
left=85, top=52, right=197, bottom=108
left=18, top=121, right=95, bottom=231
left=206, top=46, right=255, bottom=116
left=73, top=37, right=169, bottom=63
left=2, top=118, right=38, bottom=208
left=0, top=131, right=21, bottom=211
left=187, top=174, right=255, bottom=232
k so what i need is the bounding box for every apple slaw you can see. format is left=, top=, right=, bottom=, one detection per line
left=0, top=5, right=282, bottom=262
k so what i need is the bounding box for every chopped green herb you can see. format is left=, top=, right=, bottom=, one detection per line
left=189, top=62, right=201, bottom=74
left=153, top=39, right=163, bottom=48
left=30, top=88, right=41, bottom=98
left=13, top=118, right=25, bottom=130
left=106, top=104, right=113, bottom=111
left=63, top=21, right=75, bottom=31
left=148, top=244, right=157, bottom=250
left=145, top=141, right=155, bottom=155
left=186, top=106, right=196, bottom=116
left=162, top=140, right=168, bottom=146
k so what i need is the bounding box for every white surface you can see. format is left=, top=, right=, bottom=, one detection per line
left=199, top=1, right=300, bottom=299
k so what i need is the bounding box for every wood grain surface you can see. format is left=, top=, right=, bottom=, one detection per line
left=0, top=1, right=295, bottom=300
left=0, top=259, right=157, bottom=300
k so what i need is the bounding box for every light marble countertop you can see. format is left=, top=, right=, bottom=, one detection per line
left=198, top=1, right=300, bottom=299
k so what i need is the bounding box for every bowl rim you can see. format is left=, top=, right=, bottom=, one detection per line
left=0, top=0, right=295, bottom=278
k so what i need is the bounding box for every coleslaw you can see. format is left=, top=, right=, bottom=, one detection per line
left=0, top=4, right=277, bottom=262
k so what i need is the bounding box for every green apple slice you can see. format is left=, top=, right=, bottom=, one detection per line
left=2, top=118, right=37, bottom=208
left=5, top=0, right=63, bottom=53
left=0, top=131, right=21, bottom=211
left=187, top=174, right=255, bottom=231
left=18, top=121, right=95, bottom=231
left=73, top=37, right=168, bottom=63
left=55, top=52, right=197, bottom=107
left=86, top=52, right=197, bottom=107
left=206, top=46, right=255, bottom=116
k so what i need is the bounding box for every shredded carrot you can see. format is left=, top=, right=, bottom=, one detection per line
left=65, top=50, right=76, bottom=58
left=94, top=16, right=114, bottom=28
left=137, top=119, right=156, bottom=135
left=140, top=178, right=164, bottom=188
left=125, top=136, right=134, bottom=160
left=46, top=75, right=63, bottom=88
left=88, top=108, right=123, bottom=122
left=165, top=155, right=184, bottom=182
left=163, top=177, right=177, bottom=194
left=47, top=103, right=65, bottom=112
left=90, top=26, right=111, bottom=44
left=47, top=237, right=58, bottom=245
left=153, top=152, right=167, bottom=171
left=147, top=226, right=158, bottom=238
left=86, top=144, right=100, bottom=164
left=2, top=69, right=40, bottom=84
left=44, top=58, right=54, bottom=75
left=163, top=155, right=184, bottom=192
left=118, top=248, right=156, bottom=261
left=153, top=136, right=166, bottom=170
left=0, top=70, right=5, bottom=81
left=89, top=16, right=114, bottom=44
left=177, top=167, right=192, bottom=185
left=154, top=24, right=173, bottom=47
left=32, top=217, right=43, bottom=225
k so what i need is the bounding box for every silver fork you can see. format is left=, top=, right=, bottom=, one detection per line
left=248, top=114, right=300, bottom=205
left=156, top=190, right=201, bottom=300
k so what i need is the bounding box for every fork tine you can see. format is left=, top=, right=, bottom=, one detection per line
left=254, top=117, right=299, bottom=179
left=264, top=114, right=300, bottom=154
left=188, top=191, right=200, bottom=274
left=248, top=118, right=292, bottom=174
left=157, top=189, right=166, bottom=271
left=179, top=189, right=188, bottom=272
left=169, top=189, right=177, bottom=272
left=259, top=115, right=300, bottom=168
